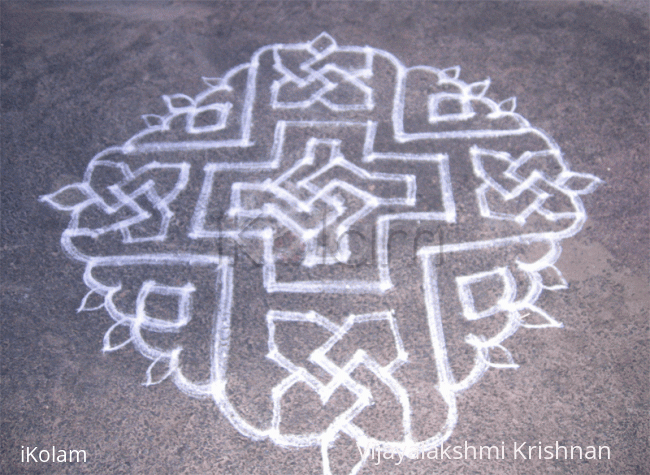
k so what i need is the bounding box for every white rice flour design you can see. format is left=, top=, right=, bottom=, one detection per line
left=41, top=33, right=601, bottom=474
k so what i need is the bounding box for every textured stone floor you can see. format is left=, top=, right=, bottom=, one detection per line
left=1, top=2, right=648, bottom=474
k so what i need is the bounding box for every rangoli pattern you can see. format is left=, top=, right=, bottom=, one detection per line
left=41, top=33, right=601, bottom=474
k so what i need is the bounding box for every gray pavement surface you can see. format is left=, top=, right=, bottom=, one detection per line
left=1, top=1, right=648, bottom=474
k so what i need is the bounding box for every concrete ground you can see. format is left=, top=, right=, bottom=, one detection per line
left=1, top=1, right=648, bottom=474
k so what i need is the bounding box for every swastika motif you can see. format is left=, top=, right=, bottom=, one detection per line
left=41, top=33, right=601, bottom=474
